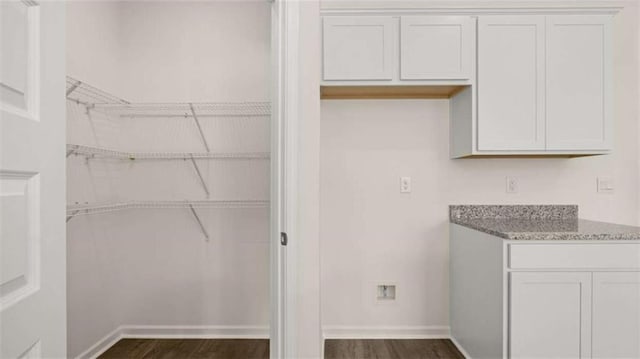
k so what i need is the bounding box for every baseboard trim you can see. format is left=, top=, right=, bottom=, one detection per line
left=75, top=327, right=123, bottom=359
left=119, top=325, right=270, bottom=339
left=76, top=325, right=270, bottom=359
left=449, top=336, right=472, bottom=359
left=323, top=325, right=451, bottom=339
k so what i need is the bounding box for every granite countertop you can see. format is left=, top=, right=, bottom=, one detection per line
left=450, top=205, right=640, bottom=241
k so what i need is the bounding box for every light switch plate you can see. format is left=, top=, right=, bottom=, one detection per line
left=597, top=177, right=614, bottom=194
left=400, top=177, right=411, bottom=193
left=506, top=177, right=519, bottom=194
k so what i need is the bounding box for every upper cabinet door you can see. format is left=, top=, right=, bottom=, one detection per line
left=592, top=272, right=640, bottom=359
left=546, top=15, right=612, bottom=151
left=322, top=16, right=396, bottom=81
left=400, top=16, right=473, bottom=80
left=477, top=16, right=546, bottom=151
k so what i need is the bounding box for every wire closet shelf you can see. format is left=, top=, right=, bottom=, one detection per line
left=66, top=76, right=270, bottom=118
left=67, top=200, right=270, bottom=217
left=65, top=76, right=271, bottom=227
left=66, top=144, right=270, bottom=160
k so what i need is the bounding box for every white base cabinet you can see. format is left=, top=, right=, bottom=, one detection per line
left=510, top=272, right=592, bottom=359
left=450, top=224, right=640, bottom=359
left=592, top=272, right=640, bottom=359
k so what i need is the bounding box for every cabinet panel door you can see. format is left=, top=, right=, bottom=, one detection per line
left=546, top=15, right=612, bottom=150
left=593, top=272, right=640, bottom=359
left=477, top=16, right=545, bottom=151
left=322, top=16, right=396, bottom=81
left=510, top=272, right=591, bottom=359
left=400, top=16, right=473, bottom=80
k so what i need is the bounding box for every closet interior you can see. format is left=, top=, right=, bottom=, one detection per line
left=65, top=2, right=272, bottom=357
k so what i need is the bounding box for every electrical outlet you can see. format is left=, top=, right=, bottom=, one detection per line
left=506, top=177, right=519, bottom=194
left=400, top=177, right=411, bottom=193
left=597, top=177, right=614, bottom=194
left=377, top=284, right=396, bottom=301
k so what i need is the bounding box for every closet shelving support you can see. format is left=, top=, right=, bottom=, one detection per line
left=66, top=76, right=271, bottom=239
left=66, top=144, right=270, bottom=160
left=66, top=200, right=269, bottom=239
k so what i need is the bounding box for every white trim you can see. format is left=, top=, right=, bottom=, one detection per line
left=320, top=7, right=622, bottom=16
left=74, top=327, right=123, bottom=359
left=75, top=325, right=270, bottom=359
left=450, top=336, right=473, bottom=359
left=271, top=0, right=299, bottom=358
left=323, top=325, right=451, bottom=339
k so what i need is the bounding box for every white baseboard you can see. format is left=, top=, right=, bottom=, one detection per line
left=75, top=327, right=123, bottom=359
left=76, top=325, right=270, bottom=359
left=323, top=325, right=451, bottom=339
left=449, top=336, right=471, bottom=359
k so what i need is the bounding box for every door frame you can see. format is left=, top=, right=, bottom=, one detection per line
left=271, top=0, right=299, bottom=358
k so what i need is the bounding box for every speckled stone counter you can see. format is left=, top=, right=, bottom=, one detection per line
left=450, top=205, right=640, bottom=241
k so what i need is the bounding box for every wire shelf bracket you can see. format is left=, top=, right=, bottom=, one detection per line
left=189, top=155, right=210, bottom=197
left=189, top=204, right=210, bottom=241
left=189, top=103, right=211, bottom=152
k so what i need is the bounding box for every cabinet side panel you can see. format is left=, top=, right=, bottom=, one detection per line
left=450, top=86, right=473, bottom=158
left=450, top=224, right=504, bottom=358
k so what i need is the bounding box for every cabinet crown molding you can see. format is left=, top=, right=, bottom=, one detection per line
left=321, top=7, right=622, bottom=16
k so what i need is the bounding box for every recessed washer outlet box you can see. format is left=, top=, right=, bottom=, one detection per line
left=377, top=284, right=396, bottom=301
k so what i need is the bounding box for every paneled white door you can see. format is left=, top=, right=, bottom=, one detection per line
left=510, top=272, right=591, bottom=359
left=546, top=15, right=612, bottom=151
left=477, top=16, right=546, bottom=151
left=0, top=1, right=66, bottom=358
left=592, top=272, right=640, bottom=359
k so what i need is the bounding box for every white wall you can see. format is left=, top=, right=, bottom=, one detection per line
left=116, top=1, right=270, bottom=103
left=66, top=1, right=122, bottom=97
left=320, top=0, right=639, bottom=338
left=66, top=2, right=271, bottom=357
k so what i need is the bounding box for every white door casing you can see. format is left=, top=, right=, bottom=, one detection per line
left=0, top=1, right=66, bottom=358
left=271, top=0, right=298, bottom=358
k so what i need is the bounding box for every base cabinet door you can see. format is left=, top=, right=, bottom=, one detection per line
left=509, top=272, right=591, bottom=359
left=592, top=272, right=640, bottom=359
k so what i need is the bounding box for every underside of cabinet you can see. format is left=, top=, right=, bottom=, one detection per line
left=320, top=85, right=468, bottom=100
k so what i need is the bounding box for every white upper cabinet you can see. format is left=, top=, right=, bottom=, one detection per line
left=477, top=16, right=546, bottom=151
left=322, top=16, right=397, bottom=81
left=546, top=15, right=612, bottom=151
left=321, top=9, right=616, bottom=157
left=321, top=15, right=475, bottom=84
left=400, top=16, right=473, bottom=80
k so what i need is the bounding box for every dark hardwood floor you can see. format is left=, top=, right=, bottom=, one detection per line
left=98, top=338, right=464, bottom=359
left=98, top=339, right=269, bottom=359
left=324, top=339, right=465, bottom=359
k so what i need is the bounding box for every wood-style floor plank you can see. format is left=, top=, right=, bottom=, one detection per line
left=324, top=339, right=465, bottom=359
left=98, top=339, right=269, bottom=359
left=99, top=338, right=463, bottom=359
